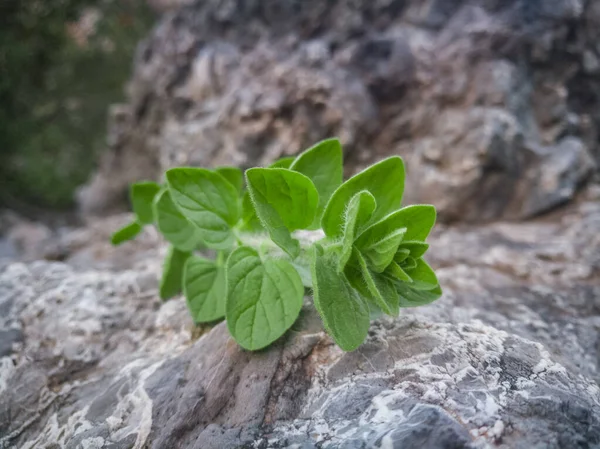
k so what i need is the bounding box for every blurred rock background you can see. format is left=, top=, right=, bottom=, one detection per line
left=1, top=1, right=600, bottom=448
left=78, top=0, right=600, bottom=223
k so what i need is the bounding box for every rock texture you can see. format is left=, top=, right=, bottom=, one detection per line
left=2, top=191, right=599, bottom=448
left=4, top=1, right=600, bottom=447
left=79, top=0, right=599, bottom=221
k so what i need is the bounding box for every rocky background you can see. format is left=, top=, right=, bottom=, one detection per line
left=2, top=0, right=600, bottom=448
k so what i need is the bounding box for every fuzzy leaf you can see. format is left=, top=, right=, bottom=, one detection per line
left=354, top=249, right=399, bottom=316
left=239, top=191, right=264, bottom=232
left=338, top=191, right=376, bottom=272
left=396, top=283, right=442, bottom=307
left=154, top=189, right=203, bottom=252
left=246, top=168, right=318, bottom=257
left=290, top=138, right=343, bottom=227
left=321, top=156, right=405, bottom=238
left=226, top=246, right=304, bottom=350
left=311, top=244, right=370, bottom=351
left=357, top=206, right=436, bottom=250
left=184, top=256, right=226, bottom=322
left=405, top=258, right=439, bottom=291
left=166, top=168, right=240, bottom=250
left=130, top=181, right=161, bottom=225
left=111, top=221, right=142, bottom=245
left=393, top=248, right=411, bottom=264
left=361, top=228, right=406, bottom=273
left=160, top=246, right=191, bottom=301
left=385, top=261, right=413, bottom=283
left=399, top=241, right=430, bottom=259
left=401, top=256, right=417, bottom=270
left=216, top=166, right=244, bottom=193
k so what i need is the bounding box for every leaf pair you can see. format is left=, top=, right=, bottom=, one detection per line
left=245, top=139, right=343, bottom=258
left=321, top=156, right=405, bottom=239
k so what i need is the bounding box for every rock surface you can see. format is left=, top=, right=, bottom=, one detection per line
left=1, top=192, right=599, bottom=448
left=4, top=1, right=600, bottom=447
left=79, top=0, right=599, bottom=221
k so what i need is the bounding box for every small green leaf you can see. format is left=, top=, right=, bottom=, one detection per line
left=239, top=191, right=264, bottom=232
left=399, top=241, right=430, bottom=259
left=290, top=138, right=343, bottom=228
left=385, top=261, right=413, bottom=283
left=184, top=256, right=226, bottom=322
left=394, top=248, right=411, bottom=264
left=357, top=206, right=436, bottom=250
left=355, top=205, right=436, bottom=263
left=246, top=168, right=318, bottom=257
left=344, top=262, right=372, bottom=299
left=322, top=156, right=405, bottom=238
left=216, top=166, right=244, bottom=193
left=166, top=168, right=240, bottom=250
left=130, top=181, right=161, bottom=225
left=154, top=189, right=203, bottom=252
left=338, top=191, right=376, bottom=271
left=160, top=246, right=191, bottom=300
left=361, top=228, right=406, bottom=273
left=111, top=221, right=142, bottom=245
left=396, top=283, right=442, bottom=307
left=311, top=244, right=370, bottom=351
left=226, top=246, right=304, bottom=350
left=401, top=256, right=417, bottom=270
left=270, top=157, right=296, bottom=169
left=405, top=258, right=439, bottom=291
left=354, top=249, right=399, bottom=316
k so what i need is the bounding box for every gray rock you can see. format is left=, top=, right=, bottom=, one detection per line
left=1, top=198, right=600, bottom=448
left=78, top=0, right=599, bottom=222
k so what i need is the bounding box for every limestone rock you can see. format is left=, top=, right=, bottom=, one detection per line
left=1, top=198, right=599, bottom=448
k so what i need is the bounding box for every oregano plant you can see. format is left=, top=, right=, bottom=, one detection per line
left=111, top=138, right=442, bottom=351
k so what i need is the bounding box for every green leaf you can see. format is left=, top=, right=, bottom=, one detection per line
left=130, top=181, right=161, bottom=225
left=338, top=191, right=376, bottom=272
left=290, top=138, right=343, bottom=228
left=394, top=248, right=411, bottom=264
left=385, top=261, right=413, bottom=283
left=216, top=166, right=244, bottom=193
left=396, top=283, right=442, bottom=307
left=401, top=256, right=417, bottom=270
left=399, top=241, right=430, bottom=259
left=111, top=221, right=142, bottom=245
left=270, top=157, right=296, bottom=169
left=311, top=244, right=370, bottom=351
left=354, top=249, right=399, bottom=316
left=154, top=189, right=203, bottom=252
left=246, top=168, right=318, bottom=258
left=361, top=228, right=406, bottom=273
left=357, top=206, right=436, bottom=250
left=405, top=258, right=439, bottom=291
left=344, top=263, right=372, bottom=299
left=321, top=156, right=405, bottom=238
left=226, top=246, right=304, bottom=350
left=239, top=191, right=264, bottom=232
left=160, top=246, right=191, bottom=301
left=166, top=168, right=240, bottom=250
left=184, top=256, right=226, bottom=322
left=354, top=205, right=436, bottom=263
